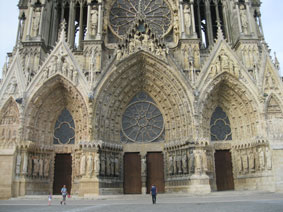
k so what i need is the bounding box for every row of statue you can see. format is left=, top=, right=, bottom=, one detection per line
left=0, top=128, right=17, bottom=142
left=234, top=146, right=272, bottom=175
left=78, top=151, right=121, bottom=178
left=116, top=23, right=168, bottom=61
left=15, top=152, right=51, bottom=178
left=43, top=54, right=78, bottom=84
left=167, top=149, right=212, bottom=176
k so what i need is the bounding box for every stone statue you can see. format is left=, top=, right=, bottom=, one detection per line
left=240, top=5, right=248, bottom=34
left=100, top=153, right=105, bottom=176
left=110, top=154, right=115, bottom=176
left=44, top=157, right=50, bottom=177
left=31, top=7, right=41, bottom=37
left=184, top=4, right=191, bottom=35
left=182, top=152, right=188, bottom=174
left=173, top=12, right=179, bottom=43
left=106, top=153, right=111, bottom=176
left=22, top=152, right=28, bottom=174
left=237, top=150, right=243, bottom=174
left=116, top=46, right=123, bottom=60
left=220, top=52, right=230, bottom=69
left=87, top=153, right=93, bottom=176
left=194, top=150, right=202, bottom=175
left=258, top=147, right=265, bottom=170
left=16, top=153, right=22, bottom=175
left=141, top=157, right=146, bottom=176
left=39, top=158, right=43, bottom=177
left=265, top=147, right=272, bottom=170
left=241, top=150, right=249, bottom=173
left=28, top=155, right=33, bottom=176
left=80, top=154, right=86, bottom=176
left=177, top=153, right=182, bottom=174
left=201, top=150, right=208, bottom=172
left=114, top=154, right=120, bottom=176
left=188, top=151, right=195, bottom=174
left=248, top=149, right=255, bottom=172
left=90, top=8, right=98, bottom=36
left=168, top=154, right=174, bottom=175
left=94, top=153, right=100, bottom=175
left=33, top=157, right=39, bottom=177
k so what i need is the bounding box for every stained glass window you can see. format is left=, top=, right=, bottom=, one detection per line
left=121, top=92, right=164, bottom=143
left=210, top=106, right=232, bottom=141
left=53, top=108, right=75, bottom=144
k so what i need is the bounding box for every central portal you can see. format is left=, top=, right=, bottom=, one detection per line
left=146, top=152, right=165, bottom=193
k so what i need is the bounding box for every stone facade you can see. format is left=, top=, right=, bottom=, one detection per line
left=0, top=0, right=283, bottom=199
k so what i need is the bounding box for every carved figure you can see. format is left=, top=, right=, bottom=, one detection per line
left=201, top=150, right=208, bottom=172
left=44, top=157, right=50, bottom=177
left=22, top=152, right=28, bottom=174
left=28, top=155, right=33, bottom=176
left=182, top=152, right=188, bottom=174
left=80, top=154, right=86, bottom=176
left=110, top=153, right=115, bottom=176
left=94, top=153, right=100, bottom=175
left=100, top=153, right=106, bottom=175
left=184, top=4, right=191, bottom=35
left=240, top=5, right=248, bottom=34
left=114, top=154, right=120, bottom=176
left=265, top=147, right=272, bottom=170
left=90, top=8, right=98, bottom=36
left=39, top=158, right=43, bottom=177
left=168, top=154, right=174, bottom=175
left=16, top=153, right=21, bottom=175
left=258, top=147, right=265, bottom=170
left=31, top=8, right=41, bottom=37
left=87, top=153, right=93, bottom=176
left=248, top=149, right=255, bottom=172
left=33, top=158, right=39, bottom=177
left=241, top=150, right=249, bottom=173
left=194, top=150, right=202, bottom=175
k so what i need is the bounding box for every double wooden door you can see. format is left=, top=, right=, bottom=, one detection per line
left=214, top=150, right=235, bottom=191
left=124, top=153, right=142, bottom=194
left=53, top=154, right=72, bottom=194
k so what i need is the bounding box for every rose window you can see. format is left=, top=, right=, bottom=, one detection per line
left=121, top=92, right=164, bottom=143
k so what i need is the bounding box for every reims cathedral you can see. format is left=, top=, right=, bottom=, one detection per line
left=0, top=0, right=282, bottom=199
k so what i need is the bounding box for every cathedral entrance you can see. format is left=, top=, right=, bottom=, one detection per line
left=214, top=150, right=234, bottom=191
left=146, top=152, right=165, bottom=193
left=124, top=153, right=142, bottom=194
left=53, top=154, right=72, bottom=194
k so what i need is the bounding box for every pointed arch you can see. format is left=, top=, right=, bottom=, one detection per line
left=24, top=75, right=89, bottom=145
left=198, top=72, right=260, bottom=141
left=0, top=97, right=20, bottom=143
left=93, top=51, right=194, bottom=143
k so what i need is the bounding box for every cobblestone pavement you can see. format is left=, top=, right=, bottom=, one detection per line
left=1, top=191, right=283, bottom=212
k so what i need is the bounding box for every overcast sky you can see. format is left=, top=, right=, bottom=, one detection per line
left=0, top=0, right=282, bottom=78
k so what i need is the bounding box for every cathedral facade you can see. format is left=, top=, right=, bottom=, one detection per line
left=0, top=0, right=283, bottom=199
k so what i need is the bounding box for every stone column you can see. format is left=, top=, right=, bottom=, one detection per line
left=51, top=3, right=59, bottom=45
left=85, top=3, right=92, bottom=39
left=96, top=1, right=102, bottom=40
left=141, top=155, right=147, bottom=194
left=190, top=0, right=197, bottom=38
left=205, top=0, right=213, bottom=46
left=78, top=2, right=84, bottom=50
left=179, top=0, right=186, bottom=39
left=16, top=16, right=22, bottom=46
left=196, top=1, right=202, bottom=43
left=236, top=2, right=243, bottom=34
left=27, top=6, right=34, bottom=39
left=257, top=13, right=264, bottom=38
left=222, top=2, right=231, bottom=41
left=245, top=0, right=253, bottom=35
left=68, top=0, right=76, bottom=48
left=38, top=6, right=44, bottom=37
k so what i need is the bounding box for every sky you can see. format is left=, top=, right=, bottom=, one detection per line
left=0, top=0, right=282, bottom=78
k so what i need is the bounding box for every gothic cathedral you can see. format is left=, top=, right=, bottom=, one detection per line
left=0, top=0, right=282, bottom=199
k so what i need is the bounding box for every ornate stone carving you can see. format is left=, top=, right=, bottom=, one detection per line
left=80, top=154, right=86, bottom=176
left=31, top=7, right=41, bottom=37
left=16, top=153, right=22, bottom=175
left=87, top=153, right=93, bottom=176
left=90, top=7, right=98, bottom=37
left=184, top=4, right=191, bottom=36
left=43, top=157, right=50, bottom=177
left=240, top=5, right=248, bottom=34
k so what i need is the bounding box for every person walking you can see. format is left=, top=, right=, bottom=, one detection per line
left=150, top=184, right=157, bottom=204
left=48, top=193, right=52, bottom=206
left=60, top=185, right=67, bottom=205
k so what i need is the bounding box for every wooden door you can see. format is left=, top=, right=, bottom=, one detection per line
left=214, top=150, right=234, bottom=191
left=146, top=152, right=165, bottom=194
left=124, top=153, right=141, bottom=194
left=53, top=154, right=72, bottom=195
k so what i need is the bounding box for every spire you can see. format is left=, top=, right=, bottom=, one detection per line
left=216, top=20, right=224, bottom=41
left=58, top=19, right=67, bottom=42
left=274, top=52, right=280, bottom=70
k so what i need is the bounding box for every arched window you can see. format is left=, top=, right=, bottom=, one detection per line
left=53, top=108, right=75, bottom=144
left=210, top=106, right=232, bottom=141
left=121, top=91, right=165, bottom=143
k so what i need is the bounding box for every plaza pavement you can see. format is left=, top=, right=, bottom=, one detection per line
left=1, top=191, right=283, bottom=212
